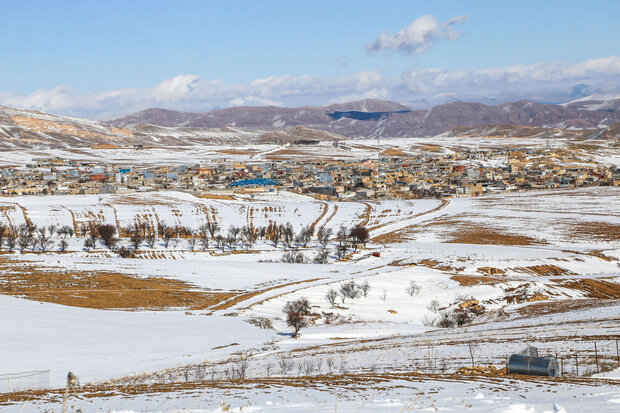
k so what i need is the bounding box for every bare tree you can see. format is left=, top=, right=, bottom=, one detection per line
left=283, top=297, right=310, bottom=337
left=336, top=225, right=348, bottom=246
left=279, top=358, right=294, bottom=375
left=187, top=237, right=198, bottom=251
left=5, top=228, right=16, bottom=252
left=468, top=343, right=477, bottom=368
left=232, top=353, right=252, bottom=380
left=298, top=226, right=313, bottom=247
left=281, top=223, right=295, bottom=250
left=214, top=235, right=225, bottom=251
left=161, top=227, right=174, bottom=248
left=144, top=233, right=156, bottom=249
left=36, top=227, right=54, bottom=252
left=325, top=289, right=338, bottom=307
left=206, top=222, right=220, bottom=238
left=335, top=244, right=348, bottom=260
left=0, top=223, right=7, bottom=251
left=97, top=224, right=118, bottom=249
left=58, top=239, right=68, bottom=252
left=316, top=226, right=332, bottom=249
left=349, top=226, right=370, bottom=247
left=83, top=237, right=96, bottom=251
left=128, top=225, right=143, bottom=250
left=326, top=358, right=335, bottom=373
left=17, top=224, right=33, bottom=252
left=264, top=362, right=274, bottom=377
left=228, top=226, right=241, bottom=245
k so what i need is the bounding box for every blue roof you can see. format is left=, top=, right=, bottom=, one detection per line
left=226, top=178, right=283, bottom=188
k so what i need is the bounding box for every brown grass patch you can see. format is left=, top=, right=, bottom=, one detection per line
left=215, top=149, right=259, bottom=155
left=515, top=299, right=618, bottom=317
left=572, top=222, right=620, bottom=242
left=557, top=278, right=620, bottom=299
left=380, top=148, right=410, bottom=157
left=451, top=275, right=505, bottom=286
left=512, top=265, right=574, bottom=277
left=0, top=257, right=233, bottom=310
left=199, top=193, right=237, bottom=200
left=444, top=221, right=543, bottom=246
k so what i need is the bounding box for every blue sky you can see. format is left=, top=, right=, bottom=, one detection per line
left=1, top=0, right=619, bottom=117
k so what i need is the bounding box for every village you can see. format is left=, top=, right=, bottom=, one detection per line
left=1, top=145, right=618, bottom=199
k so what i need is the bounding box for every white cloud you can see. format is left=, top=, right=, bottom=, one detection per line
left=1, top=56, right=620, bottom=118
left=368, top=15, right=467, bottom=55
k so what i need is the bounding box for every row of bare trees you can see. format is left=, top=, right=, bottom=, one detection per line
left=0, top=220, right=371, bottom=255
left=0, top=223, right=73, bottom=252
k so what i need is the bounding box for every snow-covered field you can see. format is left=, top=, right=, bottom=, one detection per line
left=1, top=188, right=619, bottom=411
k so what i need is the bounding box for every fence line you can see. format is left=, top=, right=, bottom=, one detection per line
left=0, top=370, right=49, bottom=393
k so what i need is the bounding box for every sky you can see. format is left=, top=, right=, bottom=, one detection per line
left=0, top=0, right=619, bottom=118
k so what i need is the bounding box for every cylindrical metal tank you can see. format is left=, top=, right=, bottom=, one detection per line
left=508, top=354, right=560, bottom=377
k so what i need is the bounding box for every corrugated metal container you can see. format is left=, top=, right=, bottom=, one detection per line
left=508, top=354, right=559, bottom=377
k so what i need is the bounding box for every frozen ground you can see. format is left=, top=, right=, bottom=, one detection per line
left=1, top=188, right=619, bottom=411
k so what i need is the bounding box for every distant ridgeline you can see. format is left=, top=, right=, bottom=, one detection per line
left=326, top=110, right=412, bottom=121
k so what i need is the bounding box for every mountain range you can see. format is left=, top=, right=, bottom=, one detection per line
left=0, top=97, right=619, bottom=150
left=108, top=97, right=620, bottom=138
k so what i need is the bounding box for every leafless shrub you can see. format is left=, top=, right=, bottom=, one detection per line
left=339, top=280, right=359, bottom=303
left=117, top=246, right=135, bottom=258
left=360, top=280, right=371, bottom=297
left=406, top=280, right=421, bottom=296
left=422, top=314, right=437, bottom=326
left=436, top=312, right=456, bottom=328
left=339, top=361, right=349, bottom=375
left=282, top=251, right=307, bottom=263
left=313, top=249, right=330, bottom=264
left=380, top=289, right=387, bottom=301
left=246, top=316, right=274, bottom=329
left=428, top=299, right=441, bottom=313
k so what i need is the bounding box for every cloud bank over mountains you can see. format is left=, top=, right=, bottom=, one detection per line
left=2, top=55, right=619, bottom=119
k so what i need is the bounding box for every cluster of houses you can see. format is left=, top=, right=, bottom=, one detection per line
left=1, top=147, right=618, bottom=199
